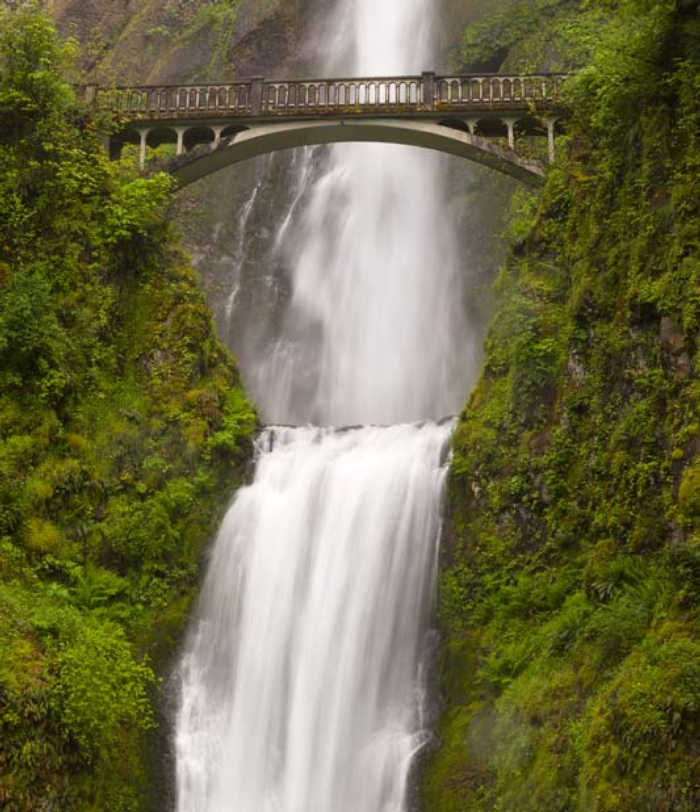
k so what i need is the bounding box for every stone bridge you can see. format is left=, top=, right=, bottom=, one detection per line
left=94, top=72, right=567, bottom=187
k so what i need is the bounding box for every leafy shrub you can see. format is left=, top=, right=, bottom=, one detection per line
left=206, top=385, right=257, bottom=460
left=581, top=633, right=700, bottom=811
left=55, top=622, right=156, bottom=760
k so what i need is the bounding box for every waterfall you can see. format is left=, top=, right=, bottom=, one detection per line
left=249, top=0, right=473, bottom=427
left=175, top=1, right=476, bottom=809
left=176, top=424, right=450, bottom=812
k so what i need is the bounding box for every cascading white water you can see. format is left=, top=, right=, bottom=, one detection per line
left=176, top=1, right=476, bottom=809
left=249, top=0, right=476, bottom=426
left=176, top=424, right=450, bottom=812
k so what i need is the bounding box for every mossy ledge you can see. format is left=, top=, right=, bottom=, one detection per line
left=0, top=9, right=256, bottom=810
left=422, top=2, right=700, bottom=810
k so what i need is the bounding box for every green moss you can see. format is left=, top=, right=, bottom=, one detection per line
left=581, top=629, right=700, bottom=811
left=0, top=9, right=257, bottom=810
left=420, top=635, right=495, bottom=812
left=424, top=1, right=700, bottom=809
left=679, top=465, right=700, bottom=517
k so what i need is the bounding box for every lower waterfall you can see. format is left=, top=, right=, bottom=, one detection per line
left=176, top=423, right=451, bottom=812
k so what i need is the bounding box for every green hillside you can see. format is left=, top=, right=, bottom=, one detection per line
left=0, top=10, right=256, bottom=810
left=422, top=1, right=700, bottom=809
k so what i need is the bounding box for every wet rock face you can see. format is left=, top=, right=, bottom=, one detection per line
left=51, top=0, right=305, bottom=82
left=50, top=0, right=131, bottom=47
left=51, top=0, right=180, bottom=79
left=660, top=315, right=693, bottom=379
left=229, top=0, right=308, bottom=76
left=49, top=0, right=487, bottom=77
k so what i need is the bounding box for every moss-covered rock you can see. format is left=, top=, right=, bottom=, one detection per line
left=0, top=9, right=256, bottom=810
left=422, top=2, right=700, bottom=810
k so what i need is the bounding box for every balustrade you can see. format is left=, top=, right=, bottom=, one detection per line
left=260, top=77, right=423, bottom=111
left=97, top=83, right=252, bottom=115
left=94, top=72, right=566, bottom=121
left=435, top=74, right=565, bottom=106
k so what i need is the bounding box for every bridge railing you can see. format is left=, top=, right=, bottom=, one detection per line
left=436, top=74, right=567, bottom=106
left=98, top=83, right=253, bottom=116
left=94, top=72, right=567, bottom=119
left=261, top=75, right=425, bottom=112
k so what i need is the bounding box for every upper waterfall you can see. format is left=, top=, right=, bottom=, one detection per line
left=246, top=0, right=476, bottom=426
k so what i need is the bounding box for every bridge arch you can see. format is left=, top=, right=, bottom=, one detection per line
left=147, top=126, right=178, bottom=151
left=153, top=119, right=546, bottom=189
left=473, top=115, right=510, bottom=141
left=438, top=118, right=471, bottom=134
left=183, top=126, right=217, bottom=152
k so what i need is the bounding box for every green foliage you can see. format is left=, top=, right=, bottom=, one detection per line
left=457, top=0, right=569, bottom=71
left=150, top=0, right=243, bottom=81
left=424, top=2, right=700, bottom=810
left=0, top=6, right=77, bottom=135
left=0, top=269, right=54, bottom=371
left=207, top=385, right=258, bottom=459
left=55, top=621, right=156, bottom=759
left=103, top=175, right=176, bottom=246
left=679, top=464, right=700, bottom=518
left=0, top=7, right=257, bottom=810
left=189, top=0, right=242, bottom=76
left=456, top=0, right=611, bottom=73
left=581, top=632, right=700, bottom=811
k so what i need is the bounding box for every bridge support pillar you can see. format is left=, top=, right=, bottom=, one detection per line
left=213, top=125, right=224, bottom=146
left=137, top=128, right=150, bottom=169
left=503, top=117, right=516, bottom=150
left=175, top=127, right=186, bottom=156
left=547, top=116, right=558, bottom=164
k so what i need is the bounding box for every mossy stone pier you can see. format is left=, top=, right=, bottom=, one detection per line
left=91, top=72, right=567, bottom=187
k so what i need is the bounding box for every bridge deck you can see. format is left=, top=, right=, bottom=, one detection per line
left=91, top=72, right=567, bottom=123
